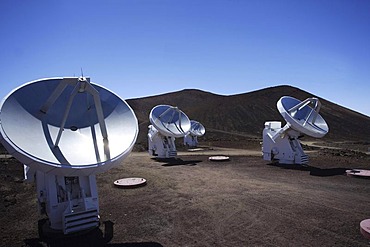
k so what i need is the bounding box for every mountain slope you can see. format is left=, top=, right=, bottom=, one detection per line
left=127, top=85, right=370, bottom=148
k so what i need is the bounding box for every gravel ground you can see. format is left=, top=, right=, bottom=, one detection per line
left=1, top=146, right=370, bottom=247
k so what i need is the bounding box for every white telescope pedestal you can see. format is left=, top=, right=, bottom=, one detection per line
left=148, top=105, right=191, bottom=159
left=184, top=134, right=198, bottom=148
left=262, top=121, right=308, bottom=165
left=148, top=125, right=177, bottom=158
left=262, top=97, right=328, bottom=165
left=183, top=120, right=205, bottom=148
left=31, top=171, right=100, bottom=234
left=0, top=77, right=138, bottom=239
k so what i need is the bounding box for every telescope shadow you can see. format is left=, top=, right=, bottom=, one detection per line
left=152, top=157, right=202, bottom=167
left=106, top=243, right=163, bottom=247
left=24, top=221, right=163, bottom=247
left=24, top=239, right=163, bottom=247
left=267, top=163, right=349, bottom=177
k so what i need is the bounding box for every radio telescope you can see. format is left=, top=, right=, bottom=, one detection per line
left=184, top=120, right=205, bottom=148
left=148, top=105, right=191, bottom=158
left=262, top=96, right=329, bottom=165
left=0, top=77, right=138, bottom=236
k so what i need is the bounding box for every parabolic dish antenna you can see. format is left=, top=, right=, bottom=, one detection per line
left=277, top=96, right=328, bottom=138
left=184, top=120, right=205, bottom=148
left=189, top=120, right=206, bottom=137
left=149, top=105, right=191, bottom=138
left=0, top=77, right=138, bottom=236
left=148, top=105, right=191, bottom=158
left=0, top=77, right=138, bottom=176
left=262, top=96, right=329, bottom=165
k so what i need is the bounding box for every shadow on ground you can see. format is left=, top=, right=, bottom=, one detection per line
left=24, top=239, right=163, bottom=247
left=152, top=157, right=202, bottom=167
left=24, top=221, right=163, bottom=247
left=267, top=163, right=349, bottom=177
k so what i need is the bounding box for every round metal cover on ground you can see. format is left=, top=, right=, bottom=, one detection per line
left=346, top=169, right=370, bottom=178
left=149, top=105, right=191, bottom=138
left=209, top=156, right=230, bottom=161
left=188, top=148, right=204, bottom=152
left=360, top=219, right=370, bottom=240
left=0, top=77, right=138, bottom=176
left=277, top=96, right=329, bottom=138
left=114, top=178, right=147, bottom=188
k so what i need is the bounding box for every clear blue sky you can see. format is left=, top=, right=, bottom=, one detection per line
left=1, top=0, right=369, bottom=116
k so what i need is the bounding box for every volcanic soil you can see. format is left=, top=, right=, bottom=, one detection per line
left=1, top=143, right=370, bottom=247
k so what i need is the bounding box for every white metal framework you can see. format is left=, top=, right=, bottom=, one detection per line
left=148, top=125, right=178, bottom=158
left=262, top=97, right=328, bottom=165
left=148, top=105, right=191, bottom=158
left=0, top=77, right=138, bottom=235
left=184, top=120, right=205, bottom=148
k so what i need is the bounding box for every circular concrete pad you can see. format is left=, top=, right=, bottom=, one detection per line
left=360, top=219, right=370, bottom=240
left=209, top=156, right=230, bottom=162
left=114, top=178, right=147, bottom=188
left=188, top=148, right=204, bottom=152
left=346, top=169, right=370, bottom=178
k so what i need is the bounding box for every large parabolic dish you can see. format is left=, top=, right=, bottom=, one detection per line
left=189, top=120, right=206, bottom=137
left=277, top=96, right=329, bottom=138
left=149, top=105, right=191, bottom=138
left=0, top=77, right=138, bottom=176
